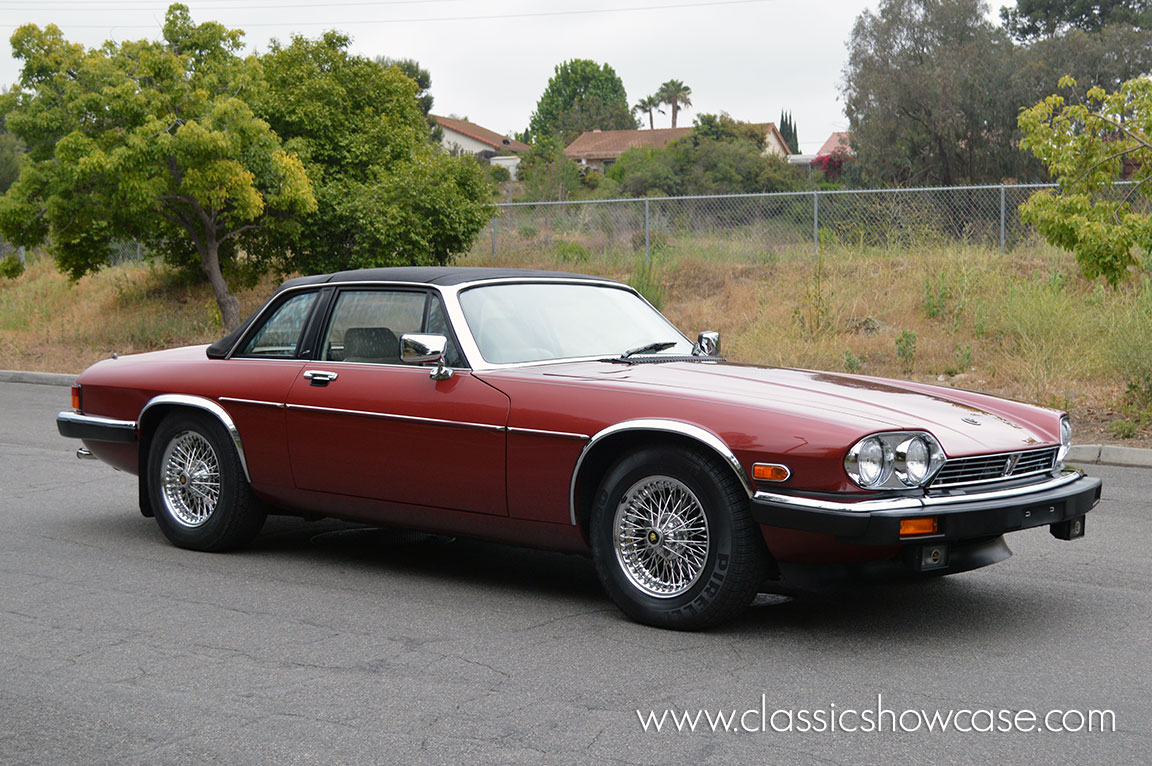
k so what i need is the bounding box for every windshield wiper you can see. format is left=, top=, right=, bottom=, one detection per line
left=621, top=341, right=677, bottom=358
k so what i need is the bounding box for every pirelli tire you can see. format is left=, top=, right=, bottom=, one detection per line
left=148, top=411, right=265, bottom=552
left=589, top=445, right=769, bottom=630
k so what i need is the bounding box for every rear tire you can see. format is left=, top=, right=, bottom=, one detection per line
left=589, top=445, right=769, bottom=630
left=148, top=412, right=265, bottom=552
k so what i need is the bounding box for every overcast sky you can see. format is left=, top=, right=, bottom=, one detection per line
left=0, top=0, right=990, bottom=154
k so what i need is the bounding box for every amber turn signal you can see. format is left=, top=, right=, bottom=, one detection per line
left=71, top=384, right=81, bottom=412
left=899, top=517, right=939, bottom=536
left=752, top=463, right=791, bottom=482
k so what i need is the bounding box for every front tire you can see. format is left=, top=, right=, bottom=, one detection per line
left=589, top=446, right=769, bottom=630
left=148, top=412, right=265, bottom=552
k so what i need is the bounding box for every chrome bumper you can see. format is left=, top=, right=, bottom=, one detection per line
left=751, top=470, right=1102, bottom=545
left=56, top=411, right=137, bottom=444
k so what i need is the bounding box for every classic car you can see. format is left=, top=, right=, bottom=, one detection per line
left=57, top=267, right=1102, bottom=629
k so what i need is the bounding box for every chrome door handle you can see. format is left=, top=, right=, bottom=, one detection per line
left=303, top=370, right=338, bottom=385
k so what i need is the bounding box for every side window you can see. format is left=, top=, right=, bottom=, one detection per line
left=322, top=290, right=426, bottom=364
left=237, top=292, right=318, bottom=358
left=425, top=294, right=465, bottom=368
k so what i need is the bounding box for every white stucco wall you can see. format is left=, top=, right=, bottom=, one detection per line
left=439, top=128, right=495, bottom=157
left=490, top=155, right=521, bottom=174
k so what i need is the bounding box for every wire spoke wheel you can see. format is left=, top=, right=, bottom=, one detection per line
left=613, top=475, right=710, bottom=599
left=160, top=430, right=220, bottom=528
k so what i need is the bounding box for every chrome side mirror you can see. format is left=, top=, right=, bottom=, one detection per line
left=694, top=331, right=721, bottom=357
left=400, top=333, right=453, bottom=380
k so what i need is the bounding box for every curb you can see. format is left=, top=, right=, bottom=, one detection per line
left=0, top=369, right=76, bottom=386
left=1068, top=444, right=1152, bottom=470
left=2, top=370, right=1151, bottom=468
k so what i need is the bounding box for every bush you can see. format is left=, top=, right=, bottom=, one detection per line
left=896, top=330, right=916, bottom=372
left=554, top=240, right=589, bottom=263
left=0, top=253, right=23, bottom=279
left=488, top=164, right=511, bottom=183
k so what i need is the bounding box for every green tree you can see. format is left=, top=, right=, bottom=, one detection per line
left=528, top=59, right=636, bottom=143
left=692, top=113, right=765, bottom=149
left=1022, top=23, right=1152, bottom=95
left=657, top=79, right=693, bottom=128
left=0, top=127, right=24, bottom=195
left=516, top=138, right=583, bottom=201
left=376, top=56, right=433, bottom=115
left=1001, top=0, right=1151, bottom=41
left=253, top=32, right=492, bottom=276
left=633, top=95, right=664, bottom=130
left=843, top=0, right=1033, bottom=186
left=1018, top=76, right=1152, bottom=284
left=779, top=111, right=799, bottom=154
left=375, top=56, right=442, bottom=142
left=0, top=5, right=315, bottom=328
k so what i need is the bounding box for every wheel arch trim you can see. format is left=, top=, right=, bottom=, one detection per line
left=138, top=394, right=251, bottom=483
left=568, top=418, right=754, bottom=525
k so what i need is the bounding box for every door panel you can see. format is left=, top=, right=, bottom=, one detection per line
left=285, top=365, right=510, bottom=515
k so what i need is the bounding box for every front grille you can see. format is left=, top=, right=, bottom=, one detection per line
left=931, top=446, right=1059, bottom=488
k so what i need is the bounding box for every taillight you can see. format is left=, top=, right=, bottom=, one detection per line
left=71, top=384, right=81, bottom=412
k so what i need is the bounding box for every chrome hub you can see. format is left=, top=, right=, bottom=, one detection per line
left=613, top=476, right=710, bottom=599
left=160, top=431, right=220, bottom=528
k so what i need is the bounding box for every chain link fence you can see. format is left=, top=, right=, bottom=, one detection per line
left=469, top=183, right=1140, bottom=265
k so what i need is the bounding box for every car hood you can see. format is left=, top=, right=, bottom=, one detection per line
left=487, top=360, right=1058, bottom=456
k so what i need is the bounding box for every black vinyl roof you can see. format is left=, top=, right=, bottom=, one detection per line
left=207, top=267, right=617, bottom=359
left=277, top=266, right=613, bottom=292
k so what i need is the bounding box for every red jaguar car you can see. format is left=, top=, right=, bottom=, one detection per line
left=57, top=267, right=1101, bottom=629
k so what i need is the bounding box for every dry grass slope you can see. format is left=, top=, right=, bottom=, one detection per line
left=4, top=243, right=1151, bottom=443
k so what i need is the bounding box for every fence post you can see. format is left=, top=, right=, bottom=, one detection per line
left=491, top=216, right=497, bottom=259
left=813, top=191, right=819, bottom=260
left=999, top=185, right=1006, bottom=254
left=644, top=198, right=651, bottom=265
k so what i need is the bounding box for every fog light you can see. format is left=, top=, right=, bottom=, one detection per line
left=899, top=516, right=939, bottom=536
left=919, top=544, right=949, bottom=570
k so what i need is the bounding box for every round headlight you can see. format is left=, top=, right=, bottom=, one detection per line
left=857, top=437, right=886, bottom=487
left=896, top=436, right=931, bottom=485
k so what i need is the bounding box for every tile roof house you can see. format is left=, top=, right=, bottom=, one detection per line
left=749, top=122, right=793, bottom=157
left=432, top=115, right=530, bottom=174
left=563, top=128, right=693, bottom=172
left=564, top=122, right=793, bottom=172
left=817, top=131, right=854, bottom=156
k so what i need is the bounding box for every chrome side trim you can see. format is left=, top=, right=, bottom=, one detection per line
left=568, top=419, right=754, bottom=526
left=285, top=403, right=506, bottom=432
left=753, top=469, right=1086, bottom=514
left=507, top=426, right=590, bottom=441
left=138, top=395, right=251, bottom=483
left=219, top=397, right=285, bottom=409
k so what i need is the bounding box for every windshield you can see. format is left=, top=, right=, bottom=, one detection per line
left=459, top=282, right=693, bottom=364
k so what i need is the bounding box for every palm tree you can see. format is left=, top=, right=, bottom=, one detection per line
left=657, top=80, right=692, bottom=128
left=632, top=95, right=664, bottom=130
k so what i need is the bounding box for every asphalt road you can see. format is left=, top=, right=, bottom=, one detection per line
left=1, top=380, right=1149, bottom=765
